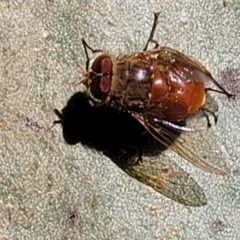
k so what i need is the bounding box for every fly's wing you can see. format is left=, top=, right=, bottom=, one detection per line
left=156, top=47, right=232, bottom=95
left=133, top=112, right=229, bottom=176
left=159, top=47, right=211, bottom=75
left=124, top=155, right=207, bottom=207
left=105, top=147, right=207, bottom=207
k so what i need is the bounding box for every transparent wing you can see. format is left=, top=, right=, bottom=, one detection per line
left=147, top=47, right=233, bottom=98
left=133, top=112, right=229, bottom=176
left=105, top=147, right=207, bottom=207
left=124, top=156, right=207, bottom=207
left=159, top=47, right=212, bottom=75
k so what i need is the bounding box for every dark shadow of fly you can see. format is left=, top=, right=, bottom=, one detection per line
left=53, top=92, right=209, bottom=207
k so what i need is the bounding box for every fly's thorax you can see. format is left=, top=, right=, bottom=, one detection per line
left=88, top=54, right=113, bottom=105
left=109, top=57, right=154, bottom=110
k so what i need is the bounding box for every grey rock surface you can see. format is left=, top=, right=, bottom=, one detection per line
left=0, top=0, right=239, bottom=239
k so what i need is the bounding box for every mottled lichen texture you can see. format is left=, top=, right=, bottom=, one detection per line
left=0, top=0, right=239, bottom=239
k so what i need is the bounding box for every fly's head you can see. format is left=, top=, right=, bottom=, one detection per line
left=81, top=54, right=113, bottom=106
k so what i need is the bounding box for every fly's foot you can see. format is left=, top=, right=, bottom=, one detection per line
left=201, top=107, right=218, bottom=128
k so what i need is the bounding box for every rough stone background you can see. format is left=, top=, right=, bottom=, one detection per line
left=0, top=0, right=240, bottom=239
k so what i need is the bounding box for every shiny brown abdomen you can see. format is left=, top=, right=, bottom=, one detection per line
left=149, top=60, right=206, bottom=122
left=109, top=50, right=206, bottom=122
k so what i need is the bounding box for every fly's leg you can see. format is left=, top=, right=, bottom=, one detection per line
left=201, top=107, right=218, bottom=128
left=151, top=40, right=160, bottom=49
left=53, top=108, right=62, bottom=121
left=47, top=109, right=62, bottom=131
left=188, top=55, right=235, bottom=99
left=81, top=39, right=103, bottom=71
left=135, top=131, right=149, bottom=164
left=136, top=145, right=143, bottom=163
left=205, top=86, right=235, bottom=100
left=125, top=131, right=148, bottom=166
left=202, top=86, right=234, bottom=127
left=143, top=12, right=160, bottom=51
